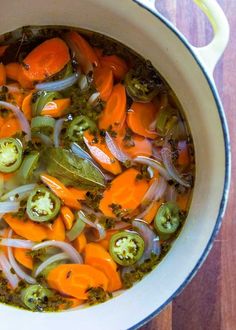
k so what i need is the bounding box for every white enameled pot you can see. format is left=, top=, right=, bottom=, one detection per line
left=0, top=0, right=230, bottom=329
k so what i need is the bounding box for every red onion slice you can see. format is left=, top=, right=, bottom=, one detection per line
left=1, top=184, right=36, bottom=201
left=134, top=156, right=171, bottom=180
left=0, top=201, right=20, bottom=213
left=32, top=240, right=83, bottom=264
left=71, top=142, right=93, bottom=161
left=165, top=184, right=177, bottom=202
left=105, top=132, right=130, bottom=163
left=83, top=136, right=112, bottom=164
left=141, top=178, right=159, bottom=206
left=161, top=146, right=191, bottom=187
left=132, top=219, right=160, bottom=262
left=0, top=251, right=20, bottom=289
left=0, top=101, right=31, bottom=141
left=53, top=118, right=65, bottom=147
left=34, top=252, right=69, bottom=277
left=8, top=230, right=36, bottom=284
left=88, top=92, right=100, bottom=105
left=79, top=211, right=106, bottom=241
left=35, top=73, right=79, bottom=91
left=0, top=238, right=35, bottom=249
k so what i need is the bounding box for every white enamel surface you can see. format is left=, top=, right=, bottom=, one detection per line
left=0, top=1, right=229, bottom=329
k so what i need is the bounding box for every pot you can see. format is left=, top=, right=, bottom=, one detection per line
left=0, top=0, right=230, bottom=329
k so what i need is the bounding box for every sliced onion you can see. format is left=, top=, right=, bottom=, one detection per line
left=34, top=252, right=69, bottom=277
left=0, top=101, right=31, bottom=141
left=132, top=219, right=160, bottom=263
left=0, top=238, right=35, bottom=249
left=54, top=118, right=65, bottom=147
left=1, top=184, right=36, bottom=201
left=88, top=92, right=100, bottom=105
left=79, top=211, right=106, bottom=241
left=35, top=73, right=79, bottom=91
left=8, top=230, right=36, bottom=284
left=141, top=178, right=159, bottom=206
left=71, top=142, right=93, bottom=161
left=0, top=251, right=20, bottom=289
left=134, top=156, right=171, bottom=180
left=105, top=132, right=129, bottom=163
left=165, top=184, right=177, bottom=202
left=113, top=221, right=130, bottom=230
left=0, top=201, right=20, bottom=213
left=32, top=240, right=83, bottom=264
left=78, top=74, right=88, bottom=90
left=137, top=176, right=167, bottom=219
left=161, top=146, right=190, bottom=187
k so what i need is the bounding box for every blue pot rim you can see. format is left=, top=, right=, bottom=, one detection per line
left=129, top=1, right=231, bottom=329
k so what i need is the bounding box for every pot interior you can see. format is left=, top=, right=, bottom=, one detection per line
left=0, top=0, right=227, bottom=329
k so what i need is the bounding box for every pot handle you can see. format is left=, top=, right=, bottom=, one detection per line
left=140, top=0, right=230, bottom=76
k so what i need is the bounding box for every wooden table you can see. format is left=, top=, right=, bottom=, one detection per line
left=141, top=1, right=235, bottom=329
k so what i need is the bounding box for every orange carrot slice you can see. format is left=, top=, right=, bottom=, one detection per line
left=22, top=38, right=70, bottom=81
left=47, top=216, right=65, bottom=241
left=60, top=206, right=75, bottom=230
left=0, top=63, right=6, bottom=85
left=143, top=199, right=163, bottom=224
left=67, top=187, right=87, bottom=201
left=22, top=91, right=34, bottom=120
left=47, top=264, right=108, bottom=300
left=93, top=66, right=113, bottom=101
left=73, top=233, right=87, bottom=253
left=100, top=55, right=128, bottom=80
left=127, top=102, right=158, bottom=139
left=0, top=117, right=21, bottom=138
left=85, top=243, right=122, bottom=292
left=40, top=174, right=81, bottom=210
left=99, top=168, right=149, bottom=217
left=65, top=31, right=99, bottom=74
left=98, top=83, right=126, bottom=132
left=41, top=98, right=71, bottom=118
left=14, top=248, right=33, bottom=270
left=83, top=131, right=122, bottom=175
left=3, top=214, right=48, bottom=242
left=5, top=63, right=20, bottom=81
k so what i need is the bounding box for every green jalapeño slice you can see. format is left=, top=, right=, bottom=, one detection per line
left=109, top=231, right=145, bottom=266
left=0, top=138, right=23, bottom=173
left=26, top=186, right=61, bottom=222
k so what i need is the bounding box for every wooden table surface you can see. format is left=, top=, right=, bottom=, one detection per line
left=141, top=1, right=235, bottom=329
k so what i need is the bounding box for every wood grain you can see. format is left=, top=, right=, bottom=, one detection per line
left=141, top=1, right=236, bottom=329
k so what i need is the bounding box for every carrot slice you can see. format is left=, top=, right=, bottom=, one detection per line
left=98, top=83, right=126, bottom=132
left=100, top=55, right=128, bottom=81
left=65, top=31, right=99, bottom=74
left=40, top=174, right=81, bottom=210
left=0, top=63, right=6, bottom=85
left=59, top=297, right=84, bottom=310
left=0, top=117, right=21, bottom=138
left=22, top=91, right=34, bottom=120
left=0, top=45, right=9, bottom=57
left=143, top=199, right=163, bottom=224
left=22, top=38, right=70, bottom=82
left=127, top=102, right=158, bottom=139
left=14, top=248, right=33, bottom=270
left=73, top=233, right=87, bottom=253
left=41, top=98, right=71, bottom=118
left=67, top=187, right=87, bottom=201
left=99, top=230, right=119, bottom=251
left=116, top=126, right=152, bottom=158
left=177, top=140, right=190, bottom=167
left=177, top=193, right=190, bottom=211
left=47, top=264, right=109, bottom=300
left=5, top=63, right=20, bottom=81
left=99, top=168, right=149, bottom=217
left=47, top=216, right=65, bottom=241
left=93, top=66, right=113, bottom=101
left=3, top=214, right=48, bottom=242
left=83, top=131, right=122, bottom=175
left=60, top=206, right=75, bottom=230
left=85, top=243, right=122, bottom=292
left=17, top=66, right=34, bottom=89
